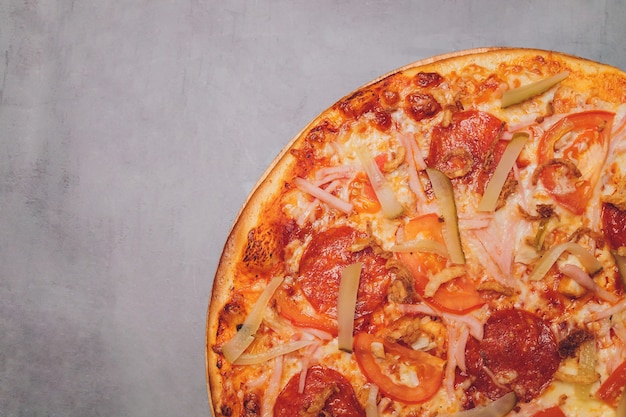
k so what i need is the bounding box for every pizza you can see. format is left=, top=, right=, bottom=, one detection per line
left=206, top=48, right=626, bottom=417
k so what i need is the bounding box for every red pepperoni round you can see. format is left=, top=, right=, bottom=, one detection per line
left=274, top=365, right=365, bottom=417
left=464, top=309, right=559, bottom=403
left=602, top=202, right=626, bottom=250
left=427, top=110, right=506, bottom=192
left=297, top=226, right=391, bottom=319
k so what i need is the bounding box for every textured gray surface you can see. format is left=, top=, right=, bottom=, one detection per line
left=1, top=1, right=624, bottom=416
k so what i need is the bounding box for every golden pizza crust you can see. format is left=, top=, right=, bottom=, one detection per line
left=206, top=47, right=626, bottom=415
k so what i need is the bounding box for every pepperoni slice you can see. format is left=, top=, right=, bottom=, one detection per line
left=297, top=226, right=392, bottom=320
left=427, top=110, right=505, bottom=192
left=464, top=309, right=559, bottom=403
left=601, top=202, right=626, bottom=250
left=274, top=365, right=365, bottom=417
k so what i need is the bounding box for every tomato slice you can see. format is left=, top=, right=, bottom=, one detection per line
left=537, top=111, right=614, bottom=214
left=398, top=214, right=484, bottom=313
left=530, top=406, right=567, bottom=417
left=353, top=332, right=445, bottom=404
left=597, top=359, right=626, bottom=407
left=274, top=285, right=338, bottom=336
left=348, top=172, right=381, bottom=214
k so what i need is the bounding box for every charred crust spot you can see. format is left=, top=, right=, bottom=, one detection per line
left=216, top=296, right=247, bottom=344
left=242, top=223, right=283, bottom=273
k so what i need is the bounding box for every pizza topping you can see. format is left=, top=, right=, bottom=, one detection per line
left=559, top=263, right=619, bottom=303
left=536, top=110, right=614, bottom=214
left=601, top=202, right=626, bottom=253
left=397, top=214, right=483, bottom=313
left=209, top=51, right=626, bottom=417
left=261, top=355, right=284, bottom=417
left=297, top=226, right=391, bottom=323
left=233, top=340, right=315, bottom=366
left=294, top=177, right=354, bottom=215
left=356, top=147, right=404, bottom=219
left=365, top=384, right=379, bottom=417
left=614, top=253, right=626, bottom=285
left=274, top=284, right=339, bottom=335
left=348, top=172, right=382, bottom=214
left=423, top=265, right=467, bottom=298
left=465, top=309, right=559, bottom=403
left=426, top=168, right=465, bottom=264
left=353, top=332, right=445, bottom=404
left=414, top=71, right=444, bottom=88
left=404, top=92, right=442, bottom=122
left=558, top=329, right=594, bottom=358
left=501, top=71, right=569, bottom=108
left=274, top=365, right=365, bottom=417
left=221, top=276, right=284, bottom=363
left=447, top=392, right=517, bottom=417
left=528, top=242, right=603, bottom=282
left=390, top=238, right=448, bottom=258
left=530, top=406, right=567, bottom=417
left=338, top=89, right=391, bottom=132
left=573, top=338, right=599, bottom=399
left=478, top=131, right=528, bottom=212
left=427, top=110, right=505, bottom=192
left=596, top=360, right=626, bottom=408
left=337, top=262, right=363, bottom=352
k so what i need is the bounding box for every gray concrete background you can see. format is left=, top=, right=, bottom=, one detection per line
left=1, top=1, right=624, bottom=416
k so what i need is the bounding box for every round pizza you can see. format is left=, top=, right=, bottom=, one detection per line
left=206, top=48, right=626, bottom=416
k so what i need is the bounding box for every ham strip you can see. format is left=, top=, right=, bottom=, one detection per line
left=294, top=177, right=353, bottom=214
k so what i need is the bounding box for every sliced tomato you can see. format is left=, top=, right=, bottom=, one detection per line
left=353, top=332, right=445, bottom=404
left=530, top=406, right=567, bottom=417
left=348, top=172, right=381, bottom=214
left=537, top=111, right=614, bottom=214
left=597, top=359, right=626, bottom=407
left=374, top=153, right=388, bottom=171
left=274, top=285, right=338, bottom=335
left=398, top=214, right=484, bottom=313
